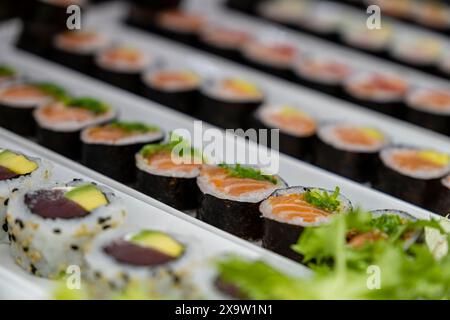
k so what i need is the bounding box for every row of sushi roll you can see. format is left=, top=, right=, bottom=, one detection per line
left=3, top=147, right=448, bottom=300
left=326, top=0, right=450, bottom=36
left=226, top=0, right=450, bottom=79
left=0, top=62, right=449, bottom=214
left=13, top=25, right=450, bottom=137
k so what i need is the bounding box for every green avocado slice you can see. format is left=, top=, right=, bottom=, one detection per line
left=64, top=184, right=108, bottom=212
left=130, top=230, right=184, bottom=258
left=0, top=150, right=38, bottom=175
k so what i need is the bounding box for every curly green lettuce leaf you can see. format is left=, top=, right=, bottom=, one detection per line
left=140, top=132, right=202, bottom=161
left=218, top=164, right=278, bottom=184
left=110, top=121, right=160, bottom=133
left=65, top=97, right=110, bottom=114
left=304, top=187, right=341, bottom=212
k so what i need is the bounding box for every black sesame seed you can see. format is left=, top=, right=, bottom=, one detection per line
left=102, top=225, right=111, bottom=230
left=10, top=234, right=16, bottom=242
left=53, top=228, right=61, bottom=234
left=11, top=188, right=18, bottom=193
left=15, top=219, right=24, bottom=229
left=30, top=264, right=37, bottom=275
left=98, top=216, right=111, bottom=224
left=23, top=247, right=29, bottom=252
left=70, top=245, right=79, bottom=251
left=2, top=222, right=8, bottom=232
left=3, top=198, right=9, bottom=206
left=72, top=178, right=82, bottom=182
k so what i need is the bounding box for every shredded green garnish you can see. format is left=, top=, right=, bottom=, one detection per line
left=65, top=97, right=110, bottom=114
left=0, top=65, right=16, bottom=77
left=304, top=187, right=341, bottom=212
left=218, top=164, right=278, bottom=185
left=110, top=121, right=160, bottom=133
left=140, top=133, right=202, bottom=160
left=31, top=82, right=69, bottom=101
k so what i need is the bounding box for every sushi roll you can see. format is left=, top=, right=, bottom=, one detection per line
left=95, top=47, right=154, bottom=93
left=0, top=81, right=68, bottom=136
left=251, top=105, right=317, bottom=160
left=197, top=164, right=286, bottom=240
left=241, top=40, right=299, bottom=79
left=52, top=30, right=111, bottom=75
left=314, top=123, right=389, bottom=183
left=260, top=186, right=351, bottom=261
left=85, top=228, right=197, bottom=296
left=0, top=149, right=51, bottom=243
left=135, top=138, right=202, bottom=210
left=339, top=20, right=392, bottom=55
left=153, top=10, right=206, bottom=45
left=126, top=0, right=182, bottom=29
left=343, top=72, right=409, bottom=117
left=405, top=88, right=450, bottom=135
left=389, top=37, right=443, bottom=73
left=293, top=55, right=353, bottom=96
left=199, top=25, right=253, bottom=61
left=16, top=0, right=88, bottom=56
left=374, top=146, right=450, bottom=206
left=256, top=0, right=308, bottom=29
left=410, top=1, right=450, bottom=32
left=34, top=97, right=116, bottom=159
left=363, top=0, right=411, bottom=20
left=0, top=64, right=19, bottom=86
left=198, top=78, right=264, bottom=129
left=140, top=67, right=201, bottom=115
left=6, top=180, right=126, bottom=278
left=81, top=121, right=164, bottom=183
left=426, top=175, right=450, bottom=217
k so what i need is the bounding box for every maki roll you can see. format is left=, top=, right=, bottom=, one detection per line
left=0, top=64, right=19, bottom=86
left=140, top=67, right=201, bottom=115
left=0, top=149, right=51, bottom=243
left=197, top=164, right=285, bottom=240
left=199, top=25, right=253, bottom=61
left=389, top=37, right=443, bottom=73
left=426, top=175, right=450, bottom=217
left=363, top=0, right=410, bottom=20
left=198, top=78, right=264, bottom=129
left=241, top=40, right=299, bottom=79
left=136, top=138, right=202, bottom=210
left=343, top=72, right=409, bottom=117
left=374, top=146, right=450, bottom=206
left=314, top=123, right=389, bottom=183
left=260, top=186, right=351, bottom=261
left=0, top=81, right=68, bottom=136
left=410, top=1, right=450, bottom=32
left=95, top=47, right=154, bottom=93
left=405, top=88, right=450, bottom=135
left=81, top=121, right=164, bottom=183
left=16, top=0, right=88, bottom=56
left=339, top=20, right=392, bottom=55
left=126, top=0, right=182, bottom=29
left=85, top=228, right=196, bottom=296
left=7, top=180, right=126, bottom=278
left=52, top=30, right=110, bottom=75
left=256, top=0, right=308, bottom=29
left=153, top=10, right=206, bottom=45
left=252, top=105, right=317, bottom=160
left=293, top=55, right=353, bottom=96
left=34, top=97, right=116, bottom=159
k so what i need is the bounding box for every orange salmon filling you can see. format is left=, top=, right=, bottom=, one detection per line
left=40, top=103, right=96, bottom=122
left=392, top=151, right=445, bottom=171
left=202, top=166, right=275, bottom=196
left=413, top=91, right=450, bottom=111
left=221, top=80, right=261, bottom=98
left=203, top=28, right=252, bottom=47
left=102, top=49, right=143, bottom=65
left=145, top=151, right=202, bottom=173
left=150, top=71, right=198, bottom=88
left=157, top=10, right=205, bottom=32
left=350, top=75, right=408, bottom=96
left=270, top=111, right=316, bottom=136
left=57, top=31, right=99, bottom=48
left=0, top=85, right=47, bottom=101
left=268, top=194, right=331, bottom=223
left=247, top=43, right=297, bottom=64
left=334, top=127, right=380, bottom=147
left=87, top=126, right=137, bottom=142
left=302, top=60, right=351, bottom=78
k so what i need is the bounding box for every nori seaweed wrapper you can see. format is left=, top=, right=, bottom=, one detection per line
left=313, top=137, right=380, bottom=183
left=406, top=107, right=450, bottom=136
left=226, top=0, right=264, bottom=14
left=342, top=92, right=406, bottom=118
left=36, top=127, right=83, bottom=159
left=136, top=169, right=200, bottom=210
left=0, top=102, right=36, bottom=136
left=126, top=0, right=181, bottom=29
left=198, top=193, right=263, bottom=240
left=197, top=94, right=262, bottom=129
left=51, top=46, right=96, bottom=75
left=94, top=67, right=142, bottom=94
left=425, top=178, right=450, bottom=217
left=262, top=218, right=304, bottom=261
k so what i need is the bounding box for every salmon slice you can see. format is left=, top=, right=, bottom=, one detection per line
left=102, top=49, right=142, bottom=65
left=334, top=127, right=378, bottom=146
left=146, top=151, right=201, bottom=173
left=40, top=103, right=95, bottom=122
left=88, top=126, right=130, bottom=142
left=392, top=151, right=444, bottom=171
left=157, top=10, right=205, bottom=31
left=0, top=85, right=47, bottom=100
left=268, top=194, right=331, bottom=223
left=415, top=91, right=450, bottom=110
left=270, top=112, right=316, bottom=135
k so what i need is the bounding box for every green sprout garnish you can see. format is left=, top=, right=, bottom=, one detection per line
left=0, top=65, right=16, bottom=77
left=304, top=187, right=341, bottom=212
left=65, top=97, right=110, bottom=114
left=110, top=121, right=160, bottom=133
left=140, top=132, right=202, bottom=161
left=32, top=82, right=69, bottom=101
left=218, top=164, right=278, bottom=185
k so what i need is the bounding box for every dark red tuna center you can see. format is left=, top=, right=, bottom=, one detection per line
left=0, top=165, right=19, bottom=181
left=24, top=189, right=89, bottom=219
left=103, top=239, right=177, bottom=266
left=214, top=277, right=248, bottom=300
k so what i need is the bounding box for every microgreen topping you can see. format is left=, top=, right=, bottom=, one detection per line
left=304, top=187, right=341, bottom=212
left=65, top=97, right=110, bottom=114
left=140, top=133, right=202, bottom=160
left=0, top=65, right=16, bottom=77
left=110, top=121, right=160, bottom=133
left=218, top=164, right=278, bottom=184
left=32, top=82, right=69, bottom=101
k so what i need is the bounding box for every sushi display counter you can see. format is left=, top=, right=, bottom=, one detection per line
left=112, top=0, right=450, bottom=137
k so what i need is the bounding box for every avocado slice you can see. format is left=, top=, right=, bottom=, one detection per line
left=130, top=230, right=184, bottom=258
left=0, top=150, right=38, bottom=175
left=64, top=184, right=108, bottom=212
